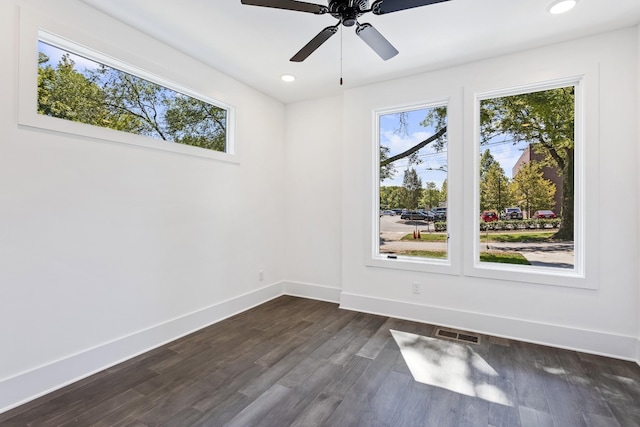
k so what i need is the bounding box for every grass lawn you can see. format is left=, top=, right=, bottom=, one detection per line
left=479, top=252, right=530, bottom=265
left=401, top=233, right=448, bottom=242
left=389, top=250, right=530, bottom=265
left=392, top=250, right=447, bottom=259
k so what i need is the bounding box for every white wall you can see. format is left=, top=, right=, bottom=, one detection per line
left=288, top=28, right=640, bottom=360
left=1, top=0, right=286, bottom=411
left=283, top=97, right=343, bottom=301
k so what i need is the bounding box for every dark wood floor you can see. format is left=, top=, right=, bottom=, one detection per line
left=2, top=296, right=639, bottom=426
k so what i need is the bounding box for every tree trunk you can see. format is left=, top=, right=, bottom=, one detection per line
left=554, top=148, right=574, bottom=240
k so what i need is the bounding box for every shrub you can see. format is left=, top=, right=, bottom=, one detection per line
left=479, top=218, right=560, bottom=231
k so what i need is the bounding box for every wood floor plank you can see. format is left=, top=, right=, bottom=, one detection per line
left=356, top=317, right=406, bottom=360
left=289, top=393, right=342, bottom=427
left=238, top=330, right=333, bottom=398
left=224, top=383, right=294, bottom=427
left=3, top=296, right=640, bottom=427
left=389, top=381, right=434, bottom=427
left=456, top=395, right=490, bottom=427
left=582, top=412, right=621, bottom=427
left=190, top=392, right=252, bottom=427
left=323, top=347, right=399, bottom=426
left=519, top=406, right=554, bottom=427
left=260, top=359, right=343, bottom=426
left=56, top=389, right=145, bottom=427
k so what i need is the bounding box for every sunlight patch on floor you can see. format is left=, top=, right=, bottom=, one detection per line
left=390, top=329, right=513, bottom=406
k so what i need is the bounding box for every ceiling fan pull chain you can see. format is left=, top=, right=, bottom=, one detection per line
left=340, top=24, right=343, bottom=85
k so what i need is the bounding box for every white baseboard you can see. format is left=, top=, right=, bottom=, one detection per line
left=340, top=292, right=638, bottom=362
left=282, top=281, right=341, bottom=303
left=0, top=283, right=284, bottom=414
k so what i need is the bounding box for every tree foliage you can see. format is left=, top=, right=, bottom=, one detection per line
left=37, top=48, right=226, bottom=153
left=479, top=149, right=500, bottom=179
left=511, top=162, right=556, bottom=217
left=421, top=181, right=442, bottom=210
left=402, top=168, right=423, bottom=210
left=480, top=163, right=512, bottom=213
left=38, top=53, right=141, bottom=132
left=379, top=186, right=404, bottom=209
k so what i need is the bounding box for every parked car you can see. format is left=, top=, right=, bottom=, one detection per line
left=392, top=209, right=404, bottom=215
left=533, top=210, right=557, bottom=219
left=481, top=210, right=499, bottom=222
left=400, top=211, right=430, bottom=221
left=420, top=210, right=435, bottom=221
left=380, top=210, right=395, bottom=216
left=431, top=207, right=447, bottom=221
left=501, top=207, right=523, bottom=220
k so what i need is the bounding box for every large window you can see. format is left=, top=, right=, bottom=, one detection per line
left=37, top=40, right=229, bottom=153
left=376, top=103, right=448, bottom=263
left=19, top=26, right=235, bottom=161
left=476, top=83, right=578, bottom=273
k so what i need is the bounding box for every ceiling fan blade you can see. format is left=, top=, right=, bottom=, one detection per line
left=240, top=0, right=328, bottom=14
left=355, top=23, right=399, bottom=61
left=290, top=25, right=339, bottom=62
left=371, top=0, right=450, bottom=15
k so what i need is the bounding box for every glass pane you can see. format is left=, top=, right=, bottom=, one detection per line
left=478, top=86, right=575, bottom=269
left=378, top=105, right=448, bottom=260
left=37, top=41, right=227, bottom=152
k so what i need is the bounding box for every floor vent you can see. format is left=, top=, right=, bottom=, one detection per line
left=435, top=328, right=481, bottom=345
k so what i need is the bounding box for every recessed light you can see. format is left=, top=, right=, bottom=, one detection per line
left=548, top=0, right=577, bottom=14
left=281, top=74, right=296, bottom=82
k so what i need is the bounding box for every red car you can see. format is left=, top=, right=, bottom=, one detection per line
left=481, top=211, right=499, bottom=222
left=533, top=210, right=557, bottom=219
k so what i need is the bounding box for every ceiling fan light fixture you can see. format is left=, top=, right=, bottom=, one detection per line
left=242, top=0, right=451, bottom=63
left=281, top=74, right=296, bottom=82
left=548, top=0, right=577, bottom=15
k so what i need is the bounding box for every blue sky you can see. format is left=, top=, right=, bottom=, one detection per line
left=39, top=41, right=100, bottom=74
left=379, top=108, right=527, bottom=190
left=379, top=107, right=447, bottom=189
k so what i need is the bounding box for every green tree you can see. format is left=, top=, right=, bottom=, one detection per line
left=38, top=44, right=229, bottom=153
left=440, top=178, right=448, bottom=204
left=480, top=87, right=574, bottom=239
left=421, top=181, right=441, bottom=210
left=38, top=53, right=142, bottom=132
left=480, top=163, right=512, bottom=213
left=91, top=66, right=171, bottom=139
left=380, top=146, right=395, bottom=181
left=480, top=149, right=500, bottom=179
left=402, top=168, right=423, bottom=210
left=512, top=162, right=556, bottom=217
left=164, top=94, right=226, bottom=151
left=379, top=186, right=404, bottom=209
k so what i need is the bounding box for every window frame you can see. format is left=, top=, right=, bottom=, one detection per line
left=18, top=10, right=237, bottom=163
left=369, top=99, right=458, bottom=275
left=465, top=75, right=595, bottom=289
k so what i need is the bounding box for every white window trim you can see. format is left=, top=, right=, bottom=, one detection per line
left=464, top=74, right=597, bottom=289
left=368, top=99, right=459, bottom=275
left=18, top=8, right=237, bottom=163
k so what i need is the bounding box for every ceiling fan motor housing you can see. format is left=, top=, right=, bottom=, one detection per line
left=329, top=0, right=368, bottom=26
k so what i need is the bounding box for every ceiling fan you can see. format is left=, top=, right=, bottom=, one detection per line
left=240, top=0, right=450, bottom=62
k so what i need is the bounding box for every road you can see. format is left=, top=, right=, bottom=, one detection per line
left=379, top=215, right=574, bottom=268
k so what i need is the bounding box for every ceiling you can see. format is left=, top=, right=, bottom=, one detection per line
left=81, top=0, right=640, bottom=104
